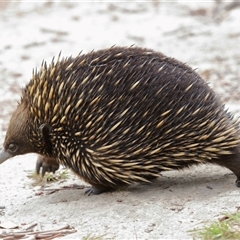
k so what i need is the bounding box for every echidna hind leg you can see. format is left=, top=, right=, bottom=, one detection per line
left=232, top=146, right=240, bottom=187
left=85, top=185, right=113, bottom=196
left=229, top=146, right=240, bottom=187
left=214, top=145, right=240, bottom=187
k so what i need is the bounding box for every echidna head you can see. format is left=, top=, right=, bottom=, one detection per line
left=0, top=101, right=35, bottom=163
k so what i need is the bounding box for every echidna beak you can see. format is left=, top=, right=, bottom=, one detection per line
left=0, top=149, right=13, bottom=164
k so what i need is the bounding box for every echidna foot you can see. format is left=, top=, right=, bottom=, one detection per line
left=36, top=155, right=59, bottom=177
left=85, top=186, right=112, bottom=196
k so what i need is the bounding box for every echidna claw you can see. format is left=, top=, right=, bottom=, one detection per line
left=85, top=187, right=99, bottom=196
left=85, top=188, right=94, bottom=196
left=84, top=186, right=110, bottom=196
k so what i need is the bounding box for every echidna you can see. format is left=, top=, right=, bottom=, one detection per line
left=0, top=46, right=240, bottom=195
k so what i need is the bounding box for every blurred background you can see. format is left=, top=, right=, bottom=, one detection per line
left=0, top=0, right=240, bottom=139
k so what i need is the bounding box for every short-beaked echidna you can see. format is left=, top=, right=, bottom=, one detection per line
left=0, top=46, right=240, bottom=194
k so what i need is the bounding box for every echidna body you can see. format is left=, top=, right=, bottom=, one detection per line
left=0, top=46, right=240, bottom=194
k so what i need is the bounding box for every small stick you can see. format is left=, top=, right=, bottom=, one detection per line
left=43, top=184, right=87, bottom=192
left=37, top=222, right=42, bottom=231
left=25, top=223, right=38, bottom=231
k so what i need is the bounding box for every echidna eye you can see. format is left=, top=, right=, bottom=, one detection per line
left=7, top=143, right=18, bottom=153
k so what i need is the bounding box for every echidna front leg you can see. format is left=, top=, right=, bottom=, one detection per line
left=36, top=155, right=59, bottom=176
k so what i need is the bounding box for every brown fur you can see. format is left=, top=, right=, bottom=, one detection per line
left=4, top=101, right=35, bottom=155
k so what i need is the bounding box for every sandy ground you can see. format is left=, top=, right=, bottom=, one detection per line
left=0, top=1, right=240, bottom=239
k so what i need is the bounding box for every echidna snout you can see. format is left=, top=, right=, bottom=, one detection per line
left=0, top=46, right=240, bottom=195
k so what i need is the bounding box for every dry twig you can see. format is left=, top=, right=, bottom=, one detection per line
left=0, top=224, right=76, bottom=240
